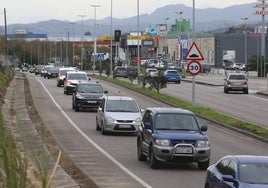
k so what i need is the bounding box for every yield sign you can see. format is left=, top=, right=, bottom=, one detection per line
left=184, top=42, right=204, bottom=60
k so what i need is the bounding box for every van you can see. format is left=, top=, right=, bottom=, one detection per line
left=57, top=67, right=77, bottom=87
left=63, top=71, right=89, bottom=95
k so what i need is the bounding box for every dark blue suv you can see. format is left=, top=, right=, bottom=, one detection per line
left=137, top=107, right=211, bottom=169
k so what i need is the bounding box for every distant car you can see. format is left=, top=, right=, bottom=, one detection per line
left=45, top=66, right=59, bottom=79
left=205, top=155, right=268, bottom=188
left=72, top=82, right=108, bottom=112
left=96, top=96, right=142, bottom=135
left=14, top=67, right=21, bottom=71
left=64, top=71, right=90, bottom=95
left=113, top=66, right=128, bottom=78
left=224, top=72, right=248, bottom=94
left=57, top=67, right=77, bottom=87
left=41, top=65, right=54, bottom=77
left=145, top=68, right=158, bottom=77
left=164, top=69, right=181, bottom=84
left=137, top=107, right=211, bottom=169
left=231, top=63, right=242, bottom=70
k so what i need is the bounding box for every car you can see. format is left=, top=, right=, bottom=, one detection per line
left=72, top=82, right=108, bottom=112
left=113, top=66, right=128, bottom=78
left=145, top=68, right=158, bottom=77
left=41, top=65, right=54, bottom=77
left=164, top=69, right=181, bottom=84
left=45, top=66, right=59, bottom=79
left=96, top=96, right=143, bottom=135
left=137, top=107, right=211, bottom=169
left=231, top=63, right=242, bottom=70
left=57, top=67, right=77, bottom=87
left=63, top=71, right=90, bottom=95
left=205, top=155, right=268, bottom=188
left=224, top=72, right=248, bottom=94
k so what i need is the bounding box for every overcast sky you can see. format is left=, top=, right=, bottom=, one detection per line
left=1, top=0, right=257, bottom=24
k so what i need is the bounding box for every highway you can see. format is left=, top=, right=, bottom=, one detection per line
left=26, top=73, right=268, bottom=188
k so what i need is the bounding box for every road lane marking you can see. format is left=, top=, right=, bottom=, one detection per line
left=37, top=78, right=152, bottom=188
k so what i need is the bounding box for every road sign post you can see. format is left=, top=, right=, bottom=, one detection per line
left=184, top=42, right=204, bottom=106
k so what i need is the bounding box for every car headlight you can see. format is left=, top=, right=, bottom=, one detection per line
left=76, top=94, right=84, bottom=99
left=155, top=139, right=170, bottom=146
left=197, top=140, right=210, bottom=147
left=134, top=116, right=142, bottom=123
left=105, top=115, right=116, bottom=124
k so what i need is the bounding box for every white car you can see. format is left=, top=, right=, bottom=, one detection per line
left=145, top=68, right=158, bottom=77
left=63, top=71, right=89, bottom=95
left=96, top=96, right=143, bottom=135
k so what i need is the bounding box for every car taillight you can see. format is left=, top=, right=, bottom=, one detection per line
left=244, top=80, right=248, bottom=85
left=227, top=80, right=231, bottom=84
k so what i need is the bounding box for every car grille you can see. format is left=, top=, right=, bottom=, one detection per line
left=170, top=139, right=196, bottom=147
left=117, top=120, right=133, bottom=123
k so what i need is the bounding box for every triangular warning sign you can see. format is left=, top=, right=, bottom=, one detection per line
left=184, top=42, right=204, bottom=60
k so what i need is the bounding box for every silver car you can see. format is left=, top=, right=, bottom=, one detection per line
left=224, top=72, right=248, bottom=94
left=96, top=96, right=142, bottom=135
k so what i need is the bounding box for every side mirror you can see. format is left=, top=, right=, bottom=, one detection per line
left=200, top=125, right=207, bottom=132
left=144, top=122, right=151, bottom=129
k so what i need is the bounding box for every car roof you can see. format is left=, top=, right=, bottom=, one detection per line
left=66, top=71, right=87, bottom=75
left=146, top=107, right=194, bottom=115
left=222, top=155, right=268, bottom=163
left=105, top=95, right=135, bottom=101
left=77, top=81, right=100, bottom=85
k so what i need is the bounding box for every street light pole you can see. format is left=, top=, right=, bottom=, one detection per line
left=175, top=11, right=183, bottom=61
left=110, top=0, right=113, bottom=77
left=137, top=0, right=140, bottom=82
left=241, top=17, right=248, bottom=70
left=78, top=14, right=86, bottom=70
left=91, top=4, right=100, bottom=73
left=164, top=17, right=169, bottom=57
left=70, top=22, right=76, bottom=67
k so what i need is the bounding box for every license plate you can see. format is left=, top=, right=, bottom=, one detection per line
left=175, top=147, right=193, bottom=154
left=119, top=125, right=131, bottom=128
left=87, top=101, right=97, bottom=103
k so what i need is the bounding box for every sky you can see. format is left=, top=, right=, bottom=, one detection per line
left=0, top=0, right=257, bottom=25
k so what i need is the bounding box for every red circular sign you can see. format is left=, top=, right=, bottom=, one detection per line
left=187, top=61, right=201, bottom=75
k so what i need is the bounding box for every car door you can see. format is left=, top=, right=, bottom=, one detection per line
left=96, top=98, right=106, bottom=129
left=141, top=110, right=153, bottom=154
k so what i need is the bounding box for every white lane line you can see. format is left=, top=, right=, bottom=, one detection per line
left=37, top=78, right=152, bottom=188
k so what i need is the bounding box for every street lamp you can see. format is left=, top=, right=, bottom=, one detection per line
left=91, top=4, right=100, bottom=73
left=78, top=14, right=86, bottom=70
left=70, top=22, right=76, bottom=67
left=241, top=17, right=248, bottom=69
left=137, top=0, right=140, bottom=82
left=175, top=11, right=183, bottom=61
left=110, top=0, right=113, bottom=77
left=164, top=17, right=169, bottom=57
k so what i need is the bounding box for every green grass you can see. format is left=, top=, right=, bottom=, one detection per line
left=93, top=75, right=268, bottom=141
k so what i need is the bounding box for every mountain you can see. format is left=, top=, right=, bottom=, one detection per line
left=2, top=3, right=262, bottom=38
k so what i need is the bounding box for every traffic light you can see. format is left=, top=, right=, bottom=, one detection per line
left=114, top=30, right=121, bottom=42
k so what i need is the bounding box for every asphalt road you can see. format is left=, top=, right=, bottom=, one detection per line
left=26, top=73, right=268, bottom=188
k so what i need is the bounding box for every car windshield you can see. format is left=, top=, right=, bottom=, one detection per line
left=155, top=113, right=199, bottom=131
left=77, top=84, right=103, bottom=93
left=106, top=99, right=139, bottom=112
left=68, top=74, right=87, bottom=80
left=239, top=163, right=268, bottom=184
left=229, top=75, right=245, bottom=80
left=60, top=69, right=74, bottom=75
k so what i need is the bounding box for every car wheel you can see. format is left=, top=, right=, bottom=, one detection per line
left=244, top=89, right=248, bottom=94
left=198, top=159, right=210, bottom=170
left=96, top=118, right=101, bottom=131
left=205, top=183, right=210, bottom=188
left=177, top=80, right=181, bottom=84
left=74, top=104, right=79, bottom=112
left=224, top=88, right=228, bottom=93
left=137, top=139, right=147, bottom=161
left=101, top=122, right=106, bottom=135
left=72, top=100, right=75, bottom=109
left=149, top=146, right=160, bottom=169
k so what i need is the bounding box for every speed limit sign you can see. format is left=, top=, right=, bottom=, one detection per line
left=187, top=60, right=201, bottom=75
